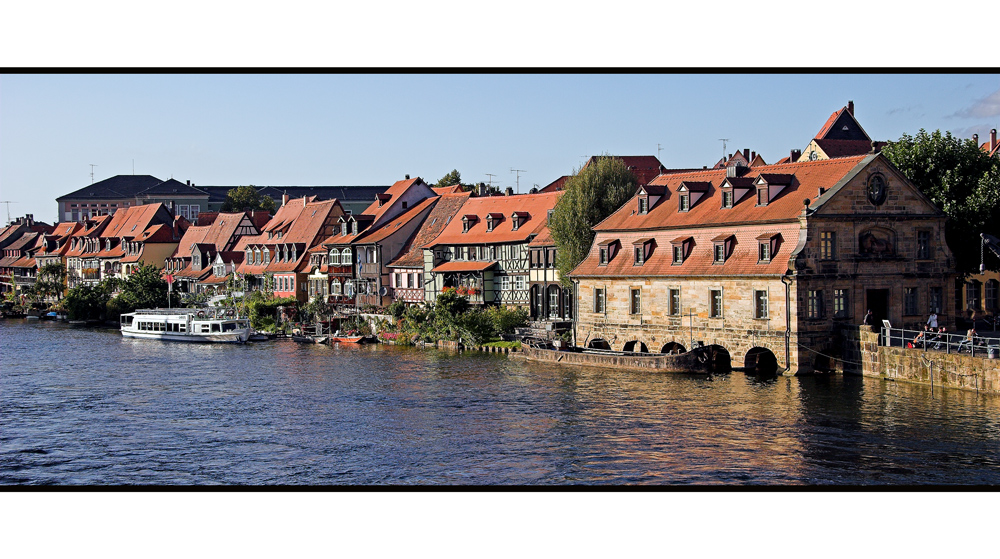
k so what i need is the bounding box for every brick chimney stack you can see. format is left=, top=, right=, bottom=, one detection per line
left=991, top=129, right=997, bottom=152
left=847, top=100, right=854, bottom=116
left=791, top=149, right=801, bottom=162
left=282, top=192, right=289, bottom=207
left=973, top=133, right=979, bottom=146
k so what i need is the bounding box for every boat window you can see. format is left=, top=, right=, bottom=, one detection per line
left=223, top=322, right=235, bottom=331
left=212, top=323, right=221, bottom=333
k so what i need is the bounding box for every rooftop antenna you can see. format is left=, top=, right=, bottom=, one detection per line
left=0, top=201, right=15, bottom=225
left=485, top=173, right=497, bottom=188
left=657, top=143, right=664, bottom=160
left=89, top=164, right=98, bottom=184
left=718, top=139, right=730, bottom=161
left=510, top=168, right=526, bottom=194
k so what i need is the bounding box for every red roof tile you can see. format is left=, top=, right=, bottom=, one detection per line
left=426, top=191, right=563, bottom=248
left=431, top=260, right=498, bottom=273
left=389, top=192, right=471, bottom=268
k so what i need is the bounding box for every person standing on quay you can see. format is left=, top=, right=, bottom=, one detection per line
left=863, top=310, right=874, bottom=326
left=927, top=311, right=938, bottom=329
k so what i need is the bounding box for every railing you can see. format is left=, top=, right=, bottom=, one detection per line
left=882, top=326, right=1000, bottom=358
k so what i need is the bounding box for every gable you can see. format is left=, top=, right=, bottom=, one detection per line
left=817, top=110, right=870, bottom=142
left=811, top=155, right=943, bottom=217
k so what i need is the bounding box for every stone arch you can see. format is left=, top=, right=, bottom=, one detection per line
left=660, top=341, right=686, bottom=355
left=622, top=340, right=648, bottom=353
left=813, top=352, right=833, bottom=373
left=709, top=346, right=733, bottom=374
left=744, top=347, right=778, bottom=377
left=588, top=338, right=611, bottom=350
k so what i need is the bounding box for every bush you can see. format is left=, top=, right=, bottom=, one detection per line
left=386, top=300, right=407, bottom=320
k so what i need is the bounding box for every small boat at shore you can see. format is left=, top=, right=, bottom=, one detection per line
left=329, top=335, right=365, bottom=344
left=519, top=343, right=731, bottom=374
left=292, top=334, right=329, bottom=344
left=120, top=308, right=251, bottom=343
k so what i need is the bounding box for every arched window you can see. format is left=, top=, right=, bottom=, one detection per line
left=330, top=248, right=341, bottom=266
left=254, top=249, right=261, bottom=265
left=342, top=248, right=352, bottom=266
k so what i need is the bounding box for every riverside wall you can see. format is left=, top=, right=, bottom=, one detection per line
left=839, top=325, right=1000, bottom=394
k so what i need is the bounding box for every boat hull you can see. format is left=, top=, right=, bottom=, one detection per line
left=520, top=344, right=731, bottom=374
left=121, top=330, right=251, bottom=343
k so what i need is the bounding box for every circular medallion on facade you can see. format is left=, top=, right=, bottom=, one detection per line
left=867, top=173, right=887, bottom=206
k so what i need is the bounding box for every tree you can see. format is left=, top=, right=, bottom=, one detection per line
left=220, top=185, right=277, bottom=214
left=33, top=262, right=67, bottom=302
left=881, top=129, right=1000, bottom=275
left=434, top=169, right=463, bottom=189
left=549, top=156, right=639, bottom=286
left=64, top=278, right=117, bottom=321
left=108, top=263, right=169, bottom=318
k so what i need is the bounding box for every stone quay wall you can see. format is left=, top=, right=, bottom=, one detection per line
left=839, top=325, right=1000, bottom=394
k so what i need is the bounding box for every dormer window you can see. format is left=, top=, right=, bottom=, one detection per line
left=679, top=194, right=690, bottom=212
left=632, top=238, right=654, bottom=266
left=462, top=215, right=478, bottom=233
left=638, top=196, right=649, bottom=214
left=352, top=221, right=358, bottom=235
left=402, top=201, right=408, bottom=210
left=263, top=248, right=270, bottom=264
left=511, top=211, right=529, bottom=231
left=757, top=233, right=781, bottom=263
left=756, top=187, right=768, bottom=206
left=486, top=213, right=503, bottom=232
left=722, top=190, right=733, bottom=209
left=670, top=236, right=693, bottom=265
left=712, top=234, right=734, bottom=264
left=677, top=182, right=709, bottom=212
left=599, top=247, right=609, bottom=265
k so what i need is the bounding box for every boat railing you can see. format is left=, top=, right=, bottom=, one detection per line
left=132, top=308, right=245, bottom=321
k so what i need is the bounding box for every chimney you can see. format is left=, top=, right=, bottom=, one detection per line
left=991, top=129, right=997, bottom=151
left=847, top=100, right=854, bottom=116
left=791, top=149, right=801, bottom=162
left=282, top=192, right=289, bottom=207
left=170, top=201, right=175, bottom=215
left=750, top=151, right=756, bottom=162
left=505, top=187, right=514, bottom=196
left=405, top=174, right=410, bottom=180
left=186, top=180, right=190, bottom=186
left=743, top=148, right=749, bottom=161
left=973, top=133, right=979, bottom=146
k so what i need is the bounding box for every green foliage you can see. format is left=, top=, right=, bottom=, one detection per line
left=249, top=295, right=298, bottom=330
left=434, top=289, right=469, bottom=318
left=882, top=129, right=1000, bottom=275
left=375, top=297, right=528, bottom=347
left=549, top=155, right=638, bottom=286
left=33, top=262, right=67, bottom=302
left=386, top=300, right=407, bottom=320
left=220, top=185, right=276, bottom=214
left=182, top=291, right=211, bottom=308
left=107, top=263, right=169, bottom=319
left=64, top=278, right=117, bottom=321
left=434, top=169, right=463, bottom=189
left=302, top=296, right=333, bottom=322
left=484, top=305, right=529, bottom=335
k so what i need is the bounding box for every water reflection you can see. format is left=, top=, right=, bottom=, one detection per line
left=2, top=320, right=999, bottom=485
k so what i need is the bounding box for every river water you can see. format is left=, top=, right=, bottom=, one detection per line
left=2, top=319, right=999, bottom=485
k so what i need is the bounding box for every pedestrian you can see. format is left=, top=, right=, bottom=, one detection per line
left=863, top=309, right=873, bottom=326
left=927, top=311, right=938, bottom=329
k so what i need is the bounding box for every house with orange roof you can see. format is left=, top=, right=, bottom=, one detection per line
left=93, top=203, right=185, bottom=281
left=387, top=191, right=471, bottom=305
left=303, top=176, right=437, bottom=309
left=422, top=190, right=563, bottom=308
left=65, top=215, right=113, bottom=288
left=164, top=211, right=262, bottom=295
left=974, top=128, right=999, bottom=159
left=0, top=231, right=44, bottom=295
left=797, top=101, right=886, bottom=162
left=234, top=196, right=344, bottom=302
left=570, top=145, right=955, bottom=375
left=525, top=215, right=575, bottom=323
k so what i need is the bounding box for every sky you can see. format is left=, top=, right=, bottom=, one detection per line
left=2, top=73, right=998, bottom=224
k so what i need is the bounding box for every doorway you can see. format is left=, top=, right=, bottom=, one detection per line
left=866, top=289, right=889, bottom=330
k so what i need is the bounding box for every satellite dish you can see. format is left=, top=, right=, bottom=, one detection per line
left=379, top=287, right=388, bottom=296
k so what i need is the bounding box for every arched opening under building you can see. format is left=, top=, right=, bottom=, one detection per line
left=744, top=347, right=778, bottom=377
left=709, top=346, right=732, bottom=374
left=587, top=339, right=611, bottom=350
left=623, top=340, right=648, bottom=353
left=813, top=352, right=834, bottom=373
left=660, top=341, right=687, bottom=355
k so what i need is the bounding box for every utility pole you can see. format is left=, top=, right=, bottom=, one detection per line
left=510, top=168, right=526, bottom=194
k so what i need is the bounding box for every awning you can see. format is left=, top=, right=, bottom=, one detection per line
left=431, top=260, right=498, bottom=273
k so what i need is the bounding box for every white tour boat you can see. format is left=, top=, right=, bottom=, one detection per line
left=120, top=308, right=251, bottom=343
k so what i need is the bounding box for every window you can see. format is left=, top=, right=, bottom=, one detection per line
left=599, top=247, right=608, bottom=266
left=330, top=249, right=340, bottom=266
left=834, top=289, right=849, bottom=318
left=820, top=231, right=836, bottom=260
left=756, top=188, right=767, bottom=206
left=342, top=248, right=352, bottom=265
left=638, top=197, right=649, bottom=214
left=546, top=248, right=556, bottom=268
left=904, top=287, right=919, bottom=316
left=634, top=246, right=645, bottom=266
left=917, top=230, right=931, bottom=259
left=263, top=248, right=270, bottom=264
left=402, top=201, right=408, bottom=209
left=515, top=276, right=526, bottom=291
left=630, top=288, right=641, bottom=315
left=754, top=290, right=769, bottom=319
left=512, top=216, right=520, bottom=231
left=331, top=281, right=342, bottom=295
left=679, top=194, right=690, bottom=212
left=713, top=243, right=725, bottom=264
left=710, top=289, right=723, bottom=318
left=987, top=280, right=999, bottom=312
left=808, top=290, right=824, bottom=319
left=758, top=242, right=771, bottom=263
left=463, top=220, right=471, bottom=233
left=966, top=281, right=982, bottom=310
left=722, top=190, right=733, bottom=209
left=501, top=275, right=511, bottom=291
left=254, top=249, right=261, bottom=265
left=530, top=249, right=541, bottom=268
left=673, top=245, right=684, bottom=264
left=669, top=288, right=680, bottom=316
left=594, top=288, right=606, bottom=313
left=412, top=272, right=420, bottom=288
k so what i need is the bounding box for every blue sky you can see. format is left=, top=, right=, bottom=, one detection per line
left=2, top=73, right=998, bottom=223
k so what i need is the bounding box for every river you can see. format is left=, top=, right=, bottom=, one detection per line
left=2, top=319, right=999, bottom=485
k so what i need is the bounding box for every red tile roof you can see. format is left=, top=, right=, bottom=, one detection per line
left=431, top=260, right=498, bottom=273
left=594, top=155, right=870, bottom=232
left=101, top=203, right=165, bottom=239
left=360, top=177, right=431, bottom=225
left=356, top=196, right=438, bottom=245
left=433, top=185, right=464, bottom=195
left=389, top=192, right=471, bottom=268
left=426, top=191, right=563, bottom=247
